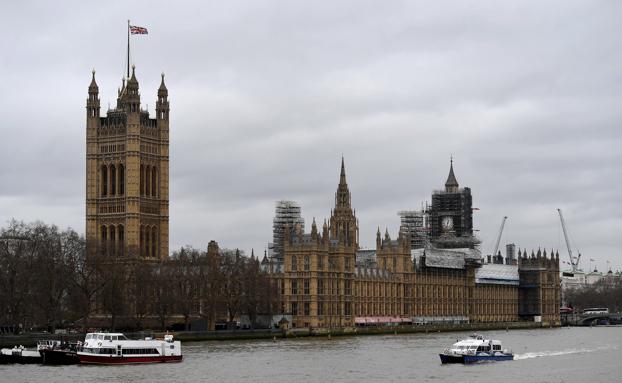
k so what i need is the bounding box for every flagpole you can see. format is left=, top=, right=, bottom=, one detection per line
left=127, top=20, right=130, bottom=78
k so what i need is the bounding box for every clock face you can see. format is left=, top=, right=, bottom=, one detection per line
left=442, top=216, right=454, bottom=231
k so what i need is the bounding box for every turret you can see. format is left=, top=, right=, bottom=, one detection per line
left=322, top=219, right=329, bottom=243
left=87, top=70, right=100, bottom=120
left=311, top=218, right=318, bottom=240
left=376, top=227, right=381, bottom=249
left=156, top=72, right=169, bottom=121
left=118, top=65, right=140, bottom=113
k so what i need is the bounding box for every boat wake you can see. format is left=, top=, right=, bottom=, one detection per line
left=514, top=346, right=612, bottom=360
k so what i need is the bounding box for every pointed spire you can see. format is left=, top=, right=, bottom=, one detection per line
left=311, top=217, right=318, bottom=238
left=261, top=249, right=269, bottom=265
left=89, top=69, right=98, bottom=92
left=340, top=156, right=346, bottom=185
left=334, top=157, right=352, bottom=209
left=159, top=72, right=167, bottom=91
left=445, top=156, right=459, bottom=192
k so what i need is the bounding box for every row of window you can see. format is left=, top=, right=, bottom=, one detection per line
left=100, top=224, right=158, bottom=258
left=290, top=302, right=352, bottom=317
left=140, top=164, right=158, bottom=197
left=288, top=279, right=352, bottom=296
left=100, top=144, right=125, bottom=153
left=140, top=225, right=159, bottom=258
left=101, top=225, right=125, bottom=255
left=122, top=348, right=160, bottom=355
left=290, top=255, right=351, bottom=271
left=101, top=164, right=125, bottom=197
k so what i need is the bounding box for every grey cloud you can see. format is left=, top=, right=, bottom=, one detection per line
left=1, top=0, right=621, bottom=270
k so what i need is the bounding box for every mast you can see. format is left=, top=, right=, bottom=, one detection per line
left=127, top=20, right=130, bottom=78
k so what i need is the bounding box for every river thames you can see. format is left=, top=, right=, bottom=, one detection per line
left=2, top=326, right=621, bottom=383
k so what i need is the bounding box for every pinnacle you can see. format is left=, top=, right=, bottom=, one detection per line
left=159, top=72, right=167, bottom=91
left=89, top=69, right=98, bottom=90
left=445, top=157, right=459, bottom=190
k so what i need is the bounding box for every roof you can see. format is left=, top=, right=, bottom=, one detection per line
left=424, top=249, right=465, bottom=269
left=445, top=160, right=459, bottom=188
left=475, top=264, right=519, bottom=285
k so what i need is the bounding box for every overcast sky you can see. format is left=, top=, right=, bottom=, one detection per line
left=1, top=0, right=621, bottom=271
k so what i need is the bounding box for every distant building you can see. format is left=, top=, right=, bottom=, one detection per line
left=274, top=159, right=560, bottom=329
left=271, top=200, right=305, bottom=264
left=85, top=67, right=169, bottom=259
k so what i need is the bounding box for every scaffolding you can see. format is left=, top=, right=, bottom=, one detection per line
left=398, top=206, right=430, bottom=249
left=272, top=200, right=304, bottom=262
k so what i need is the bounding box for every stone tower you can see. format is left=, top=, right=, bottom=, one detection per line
left=429, top=159, right=474, bottom=247
left=329, top=157, right=359, bottom=247
left=86, top=66, right=169, bottom=260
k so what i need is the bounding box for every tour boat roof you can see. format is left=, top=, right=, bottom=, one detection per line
left=86, top=332, right=125, bottom=336
left=453, top=336, right=502, bottom=347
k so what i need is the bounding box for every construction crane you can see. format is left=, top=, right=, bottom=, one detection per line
left=491, top=216, right=508, bottom=259
left=558, top=208, right=581, bottom=272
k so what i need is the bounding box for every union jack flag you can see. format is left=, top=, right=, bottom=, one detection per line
left=130, top=25, right=148, bottom=34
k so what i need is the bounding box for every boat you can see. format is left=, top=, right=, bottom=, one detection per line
left=40, top=340, right=81, bottom=365
left=76, top=332, right=182, bottom=364
left=439, top=334, right=513, bottom=364
left=0, top=340, right=64, bottom=364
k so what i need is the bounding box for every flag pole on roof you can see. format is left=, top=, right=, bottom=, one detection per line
left=127, top=21, right=148, bottom=78
left=127, top=20, right=130, bottom=78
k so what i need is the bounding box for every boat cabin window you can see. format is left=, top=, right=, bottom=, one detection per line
left=493, top=345, right=501, bottom=351
left=104, top=335, right=112, bottom=341
left=98, top=335, right=104, bottom=340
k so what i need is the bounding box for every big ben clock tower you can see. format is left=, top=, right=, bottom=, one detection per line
left=429, top=159, right=476, bottom=248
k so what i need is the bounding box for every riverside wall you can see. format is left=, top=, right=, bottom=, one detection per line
left=0, top=321, right=557, bottom=347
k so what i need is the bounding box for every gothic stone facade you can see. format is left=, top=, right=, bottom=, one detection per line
left=278, top=160, right=560, bottom=328
left=86, top=67, right=170, bottom=259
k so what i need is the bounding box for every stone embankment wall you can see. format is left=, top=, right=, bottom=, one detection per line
left=0, top=321, right=556, bottom=347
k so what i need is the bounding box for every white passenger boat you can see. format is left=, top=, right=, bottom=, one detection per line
left=77, top=332, right=182, bottom=364
left=439, top=334, right=513, bottom=364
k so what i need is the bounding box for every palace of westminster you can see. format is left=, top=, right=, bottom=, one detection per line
left=85, top=65, right=561, bottom=329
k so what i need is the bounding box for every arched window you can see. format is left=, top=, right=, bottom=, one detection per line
left=101, top=166, right=108, bottom=197
left=304, top=256, right=310, bottom=271
left=292, top=255, right=298, bottom=271
left=140, top=165, right=144, bottom=196
left=118, top=164, right=125, bottom=195
left=109, top=225, right=116, bottom=252
left=146, top=228, right=152, bottom=258
left=139, top=226, right=144, bottom=257
left=118, top=225, right=124, bottom=256
left=101, top=225, right=107, bottom=241
left=151, top=226, right=157, bottom=258
left=145, top=166, right=151, bottom=196
left=151, top=166, right=157, bottom=197
left=110, top=165, right=116, bottom=196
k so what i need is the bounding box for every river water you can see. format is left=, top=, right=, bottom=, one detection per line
left=2, top=326, right=621, bottom=383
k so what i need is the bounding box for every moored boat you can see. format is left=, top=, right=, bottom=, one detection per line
left=0, top=340, right=62, bottom=364
left=40, top=341, right=81, bottom=365
left=439, top=334, right=513, bottom=364
left=76, top=332, right=182, bottom=365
